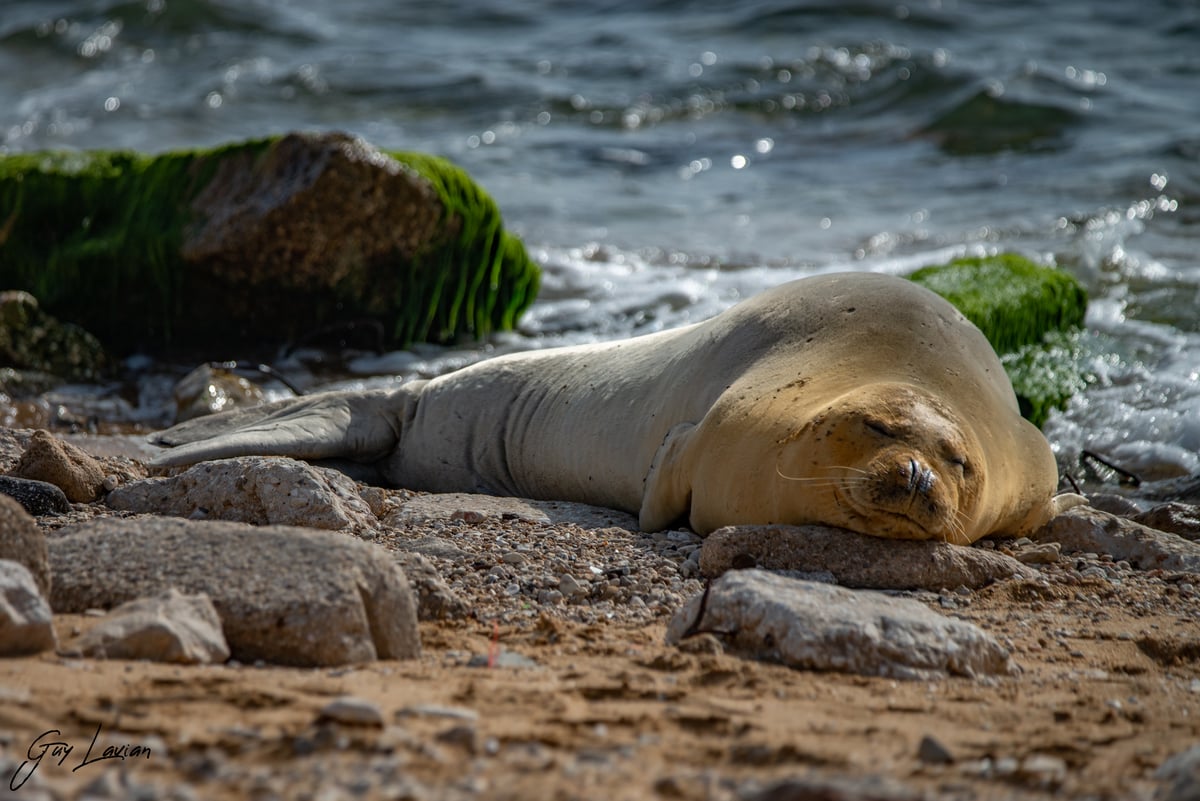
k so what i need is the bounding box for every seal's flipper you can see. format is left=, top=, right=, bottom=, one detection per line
left=149, top=389, right=408, bottom=468
left=639, top=422, right=697, bottom=532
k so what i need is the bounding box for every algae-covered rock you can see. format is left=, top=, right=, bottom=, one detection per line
left=907, top=253, right=1089, bottom=427
left=0, top=290, right=109, bottom=380
left=0, top=132, right=540, bottom=354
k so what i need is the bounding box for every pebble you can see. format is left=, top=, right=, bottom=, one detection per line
left=917, top=734, right=954, bottom=764
left=398, top=704, right=479, bottom=721
left=318, top=696, right=385, bottom=727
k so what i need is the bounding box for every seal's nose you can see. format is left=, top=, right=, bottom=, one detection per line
left=904, top=457, right=936, bottom=495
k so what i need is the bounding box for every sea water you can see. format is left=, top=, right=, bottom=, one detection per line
left=1, top=0, right=1198, bottom=480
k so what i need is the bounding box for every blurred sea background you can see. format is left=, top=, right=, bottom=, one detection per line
left=1, top=0, right=1198, bottom=480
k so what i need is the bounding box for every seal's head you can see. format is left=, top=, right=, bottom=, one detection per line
left=773, top=383, right=984, bottom=543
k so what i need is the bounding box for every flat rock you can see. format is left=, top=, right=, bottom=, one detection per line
left=0, top=475, right=71, bottom=516
left=392, top=492, right=638, bottom=531
left=48, top=516, right=419, bottom=666
left=75, top=588, right=230, bottom=664
left=0, top=492, right=50, bottom=597
left=12, top=429, right=106, bottom=502
left=667, top=569, right=1016, bottom=679
left=107, top=456, right=377, bottom=531
left=1035, top=506, right=1200, bottom=572
left=0, top=559, right=56, bottom=656
left=700, top=524, right=1033, bottom=590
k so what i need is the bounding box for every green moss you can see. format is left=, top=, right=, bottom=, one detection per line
left=908, top=253, right=1087, bottom=355
left=1001, top=330, right=1091, bottom=429
left=907, top=253, right=1090, bottom=428
left=0, top=136, right=539, bottom=354
left=387, top=151, right=541, bottom=344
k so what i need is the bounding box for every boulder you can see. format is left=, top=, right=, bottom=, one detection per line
left=0, top=132, right=540, bottom=354
left=49, top=516, right=419, bottom=666
left=107, top=456, right=377, bottom=531
left=667, top=569, right=1016, bottom=679
left=75, top=588, right=229, bottom=665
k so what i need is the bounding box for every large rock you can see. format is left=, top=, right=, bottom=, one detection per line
left=49, top=517, right=419, bottom=666
left=11, top=429, right=107, bottom=503
left=1035, top=506, right=1200, bottom=572
left=0, top=559, right=56, bottom=656
left=0, top=132, right=540, bottom=353
left=667, top=569, right=1015, bottom=679
left=699, top=524, right=1032, bottom=590
left=107, top=456, right=377, bottom=531
left=0, top=493, right=50, bottom=597
left=75, top=588, right=229, bottom=665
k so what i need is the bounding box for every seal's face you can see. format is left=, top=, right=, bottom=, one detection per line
left=776, top=383, right=984, bottom=543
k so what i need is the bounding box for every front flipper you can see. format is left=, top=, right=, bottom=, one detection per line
left=638, top=422, right=696, bottom=532
left=149, top=388, right=410, bottom=468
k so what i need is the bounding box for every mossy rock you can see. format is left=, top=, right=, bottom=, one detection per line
left=0, top=132, right=540, bottom=355
left=0, top=290, right=109, bottom=382
left=908, top=254, right=1089, bottom=428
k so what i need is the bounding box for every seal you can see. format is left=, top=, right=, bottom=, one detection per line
left=151, top=272, right=1083, bottom=542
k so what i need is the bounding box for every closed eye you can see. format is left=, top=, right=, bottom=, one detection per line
left=864, top=419, right=896, bottom=438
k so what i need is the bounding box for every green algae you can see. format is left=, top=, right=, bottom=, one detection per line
left=908, top=253, right=1089, bottom=428
left=0, top=136, right=539, bottom=354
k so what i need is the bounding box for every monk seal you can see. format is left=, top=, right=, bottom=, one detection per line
left=150, top=272, right=1083, bottom=543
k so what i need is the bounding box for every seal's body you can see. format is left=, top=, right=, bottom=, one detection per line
left=153, top=272, right=1080, bottom=542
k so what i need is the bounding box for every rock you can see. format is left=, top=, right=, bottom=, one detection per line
left=11, top=429, right=106, bottom=502
left=1155, top=744, right=1200, bottom=801
left=1087, top=492, right=1143, bottom=517
left=75, top=588, right=229, bottom=664
left=392, top=492, right=639, bottom=531
left=0, top=475, right=71, bottom=516
left=0, top=559, right=56, bottom=656
left=0, top=290, right=109, bottom=382
left=0, top=493, right=50, bottom=597
left=172, top=363, right=267, bottom=423
left=666, top=569, right=1015, bottom=680
left=318, top=696, right=385, bottom=727
left=1035, top=506, right=1200, bottom=572
left=107, top=456, right=377, bottom=531
left=394, top=552, right=469, bottom=621
left=1012, top=541, right=1061, bottom=565
left=1132, top=502, right=1200, bottom=541
left=917, top=734, right=955, bottom=764
left=48, top=516, right=419, bottom=666
left=742, top=774, right=923, bottom=801
left=0, top=132, right=540, bottom=354
left=700, top=525, right=1033, bottom=590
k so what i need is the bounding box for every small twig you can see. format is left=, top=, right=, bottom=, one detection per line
left=1062, top=472, right=1081, bottom=494
left=1081, top=449, right=1142, bottom=487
